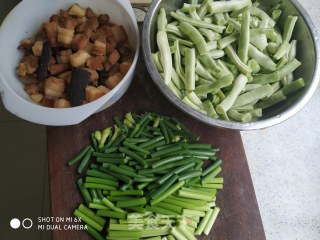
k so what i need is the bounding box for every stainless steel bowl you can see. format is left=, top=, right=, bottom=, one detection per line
left=142, top=0, right=320, bottom=130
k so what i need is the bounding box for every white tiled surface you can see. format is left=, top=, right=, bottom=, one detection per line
left=241, top=1, right=320, bottom=239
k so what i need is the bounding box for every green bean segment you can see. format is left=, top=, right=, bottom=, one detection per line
left=152, top=2, right=303, bottom=123
left=70, top=112, right=224, bottom=239
left=179, top=22, right=208, bottom=55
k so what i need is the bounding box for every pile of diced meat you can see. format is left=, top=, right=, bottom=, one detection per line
left=17, top=4, right=134, bottom=108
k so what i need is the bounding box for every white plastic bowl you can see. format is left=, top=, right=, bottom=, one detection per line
left=0, top=0, right=139, bottom=126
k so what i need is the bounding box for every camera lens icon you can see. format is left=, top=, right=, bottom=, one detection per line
left=22, top=218, right=33, bottom=229
left=10, top=218, right=33, bottom=229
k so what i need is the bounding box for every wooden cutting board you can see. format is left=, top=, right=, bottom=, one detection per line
left=47, top=50, right=266, bottom=239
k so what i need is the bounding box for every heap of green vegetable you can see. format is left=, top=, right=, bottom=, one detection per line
left=153, top=0, right=305, bottom=122
left=69, top=112, right=223, bottom=240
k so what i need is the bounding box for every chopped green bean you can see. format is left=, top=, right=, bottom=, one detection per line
left=203, top=207, right=220, bottom=235
left=178, top=170, right=202, bottom=181
left=171, top=227, right=188, bottom=240
left=68, top=146, right=91, bottom=166
left=198, top=0, right=211, bottom=18
left=99, top=167, right=133, bottom=184
left=145, top=140, right=167, bottom=151
left=116, top=197, right=146, bottom=208
left=151, top=174, right=179, bottom=200
left=198, top=28, right=221, bottom=41
left=123, top=141, right=150, bottom=155
left=189, top=5, right=201, bottom=20
left=110, top=190, right=144, bottom=196
left=97, top=157, right=126, bottom=165
left=281, top=78, right=305, bottom=95
left=202, top=159, right=222, bottom=177
left=203, top=100, right=218, bottom=118
left=238, top=10, right=250, bottom=63
left=79, top=204, right=106, bottom=227
left=141, top=227, right=171, bottom=238
left=218, top=33, right=238, bottom=49
left=90, top=132, right=99, bottom=152
left=70, top=112, right=225, bottom=239
left=198, top=53, right=220, bottom=73
left=157, top=31, right=172, bottom=85
left=273, top=41, right=291, bottom=60
left=195, top=61, right=216, bottom=82
left=74, top=209, right=103, bottom=232
left=278, top=58, right=301, bottom=79
left=228, top=109, right=252, bottom=122
left=151, top=145, right=183, bottom=158
left=201, top=167, right=222, bottom=185
left=209, top=0, right=252, bottom=14
left=283, top=16, right=298, bottom=42
left=216, top=74, right=248, bottom=115
left=108, top=223, right=143, bottom=231
left=167, top=195, right=207, bottom=206
left=178, top=190, right=212, bottom=201
left=272, top=9, right=282, bottom=22
left=119, top=147, right=148, bottom=168
left=108, top=165, right=140, bottom=178
left=194, top=74, right=233, bottom=96
left=194, top=209, right=213, bottom=235
left=232, top=84, right=274, bottom=108
left=171, top=12, right=225, bottom=33
left=208, top=49, right=225, bottom=59
left=101, top=198, right=126, bottom=213
left=146, top=205, right=178, bottom=216
left=139, top=136, right=165, bottom=148
left=97, top=210, right=127, bottom=219
left=248, top=44, right=277, bottom=71
left=179, top=22, right=208, bottom=55
left=88, top=203, right=109, bottom=210
left=158, top=8, right=168, bottom=32
left=77, top=178, right=92, bottom=205
left=250, top=7, right=276, bottom=27
left=103, top=147, right=119, bottom=154
left=224, top=45, right=252, bottom=77
left=155, top=202, right=182, bottom=214
left=252, top=71, right=281, bottom=85
left=157, top=162, right=195, bottom=184
left=85, top=177, right=118, bottom=187
left=86, top=224, right=105, bottom=240
left=151, top=181, right=185, bottom=206
left=107, top=196, right=134, bottom=201
left=288, top=40, right=297, bottom=60
left=167, top=24, right=185, bottom=38
left=262, top=88, right=287, bottom=107
left=84, top=183, right=117, bottom=191
left=185, top=48, right=196, bottom=90
left=224, top=12, right=241, bottom=31
left=77, top=147, right=94, bottom=174
left=152, top=52, right=164, bottom=73
left=214, top=12, right=227, bottom=26
left=86, top=169, right=117, bottom=181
